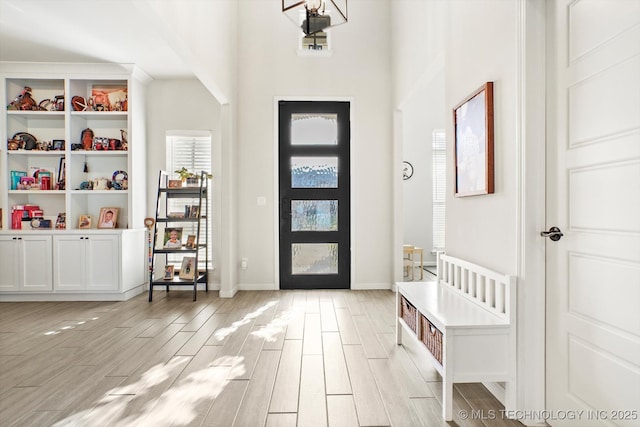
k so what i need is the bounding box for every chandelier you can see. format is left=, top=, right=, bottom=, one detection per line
left=282, top=0, right=348, bottom=36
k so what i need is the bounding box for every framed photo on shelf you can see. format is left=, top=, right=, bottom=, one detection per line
left=78, top=214, right=92, bottom=229
left=164, top=265, right=175, bottom=280
left=189, top=205, right=200, bottom=218
left=168, top=179, right=182, bottom=189
left=179, top=257, right=196, bottom=280
left=55, top=212, right=66, bottom=230
left=453, top=81, right=494, bottom=197
left=163, top=227, right=183, bottom=248
left=185, top=235, right=196, bottom=249
left=98, top=208, right=118, bottom=228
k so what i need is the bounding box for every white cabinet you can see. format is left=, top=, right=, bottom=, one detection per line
left=0, top=235, right=52, bottom=291
left=53, top=234, right=119, bottom=291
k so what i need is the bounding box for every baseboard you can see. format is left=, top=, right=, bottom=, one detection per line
left=233, top=282, right=394, bottom=291
left=238, top=283, right=278, bottom=291
left=220, top=284, right=238, bottom=298
left=0, top=286, right=145, bottom=302
left=350, top=282, right=392, bottom=290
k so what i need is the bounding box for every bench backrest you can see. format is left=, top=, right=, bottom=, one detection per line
left=437, top=253, right=516, bottom=323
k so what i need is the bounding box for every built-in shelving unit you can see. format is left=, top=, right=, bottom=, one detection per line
left=0, top=63, right=149, bottom=301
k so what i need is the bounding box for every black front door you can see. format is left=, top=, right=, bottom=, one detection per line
left=278, top=101, right=350, bottom=289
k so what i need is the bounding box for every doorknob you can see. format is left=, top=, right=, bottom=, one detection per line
left=540, top=226, right=563, bottom=241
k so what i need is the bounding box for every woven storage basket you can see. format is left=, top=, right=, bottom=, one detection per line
left=400, top=296, right=417, bottom=333
left=420, top=315, right=443, bottom=364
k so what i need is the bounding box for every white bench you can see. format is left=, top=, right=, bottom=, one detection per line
left=396, top=253, right=517, bottom=421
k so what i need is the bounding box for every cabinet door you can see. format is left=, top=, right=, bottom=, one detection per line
left=20, top=236, right=53, bottom=291
left=0, top=237, right=20, bottom=291
left=53, top=236, right=86, bottom=291
left=85, top=234, right=119, bottom=291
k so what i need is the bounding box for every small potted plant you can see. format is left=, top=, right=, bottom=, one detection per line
left=175, top=168, right=213, bottom=187
left=175, top=167, right=193, bottom=182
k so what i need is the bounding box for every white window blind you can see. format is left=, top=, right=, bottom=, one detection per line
left=432, top=130, right=446, bottom=252
left=166, top=132, right=212, bottom=268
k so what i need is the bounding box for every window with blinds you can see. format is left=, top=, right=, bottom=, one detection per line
left=432, top=130, right=446, bottom=252
left=166, top=132, right=212, bottom=268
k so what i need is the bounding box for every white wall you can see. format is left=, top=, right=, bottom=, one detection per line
left=400, top=69, right=445, bottom=265
left=137, top=0, right=240, bottom=296
left=235, top=0, right=393, bottom=290
left=392, top=1, right=446, bottom=267
left=138, top=0, right=238, bottom=104
left=393, top=0, right=519, bottom=276
left=146, top=79, right=223, bottom=287
left=392, top=0, right=545, bottom=417
left=444, top=0, right=518, bottom=275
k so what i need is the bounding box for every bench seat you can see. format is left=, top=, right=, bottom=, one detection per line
left=396, top=254, right=516, bottom=421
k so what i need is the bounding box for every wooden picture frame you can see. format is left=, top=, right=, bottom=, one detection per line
left=185, top=234, right=196, bottom=249
left=163, top=264, right=175, bottom=280
left=168, top=179, right=182, bottom=189
left=78, top=214, right=92, bottom=229
left=163, top=227, right=183, bottom=248
left=179, top=257, right=196, bottom=280
left=97, top=207, right=118, bottom=229
left=453, top=82, right=494, bottom=197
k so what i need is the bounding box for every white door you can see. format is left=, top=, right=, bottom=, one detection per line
left=546, top=1, right=640, bottom=426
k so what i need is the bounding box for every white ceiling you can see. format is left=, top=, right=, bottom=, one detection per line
left=0, top=0, right=194, bottom=79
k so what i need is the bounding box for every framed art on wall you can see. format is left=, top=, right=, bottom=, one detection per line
left=453, top=81, right=494, bottom=197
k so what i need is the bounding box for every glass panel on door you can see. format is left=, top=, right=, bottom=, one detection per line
left=291, top=113, right=338, bottom=145
left=291, top=243, right=339, bottom=275
left=291, top=200, right=338, bottom=231
left=291, top=156, right=338, bottom=188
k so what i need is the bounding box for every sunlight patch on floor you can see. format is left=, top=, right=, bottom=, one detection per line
left=53, top=356, right=246, bottom=426
left=251, top=305, right=300, bottom=342
left=211, top=300, right=278, bottom=342
left=43, top=317, right=99, bottom=336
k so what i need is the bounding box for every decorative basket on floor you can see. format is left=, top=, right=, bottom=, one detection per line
left=400, top=296, right=417, bottom=333
left=420, top=315, right=443, bottom=364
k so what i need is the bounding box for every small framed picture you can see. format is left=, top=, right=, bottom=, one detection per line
left=78, top=214, right=92, bottom=229
left=185, top=235, right=196, bottom=249
left=163, top=227, right=183, bottom=248
left=189, top=205, right=200, bottom=218
left=179, top=257, right=197, bottom=280
left=164, top=265, right=175, bottom=280
left=98, top=208, right=118, bottom=229
left=168, top=179, right=182, bottom=189
left=55, top=212, right=66, bottom=230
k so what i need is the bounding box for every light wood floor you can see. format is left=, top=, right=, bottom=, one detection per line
left=0, top=288, right=524, bottom=427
